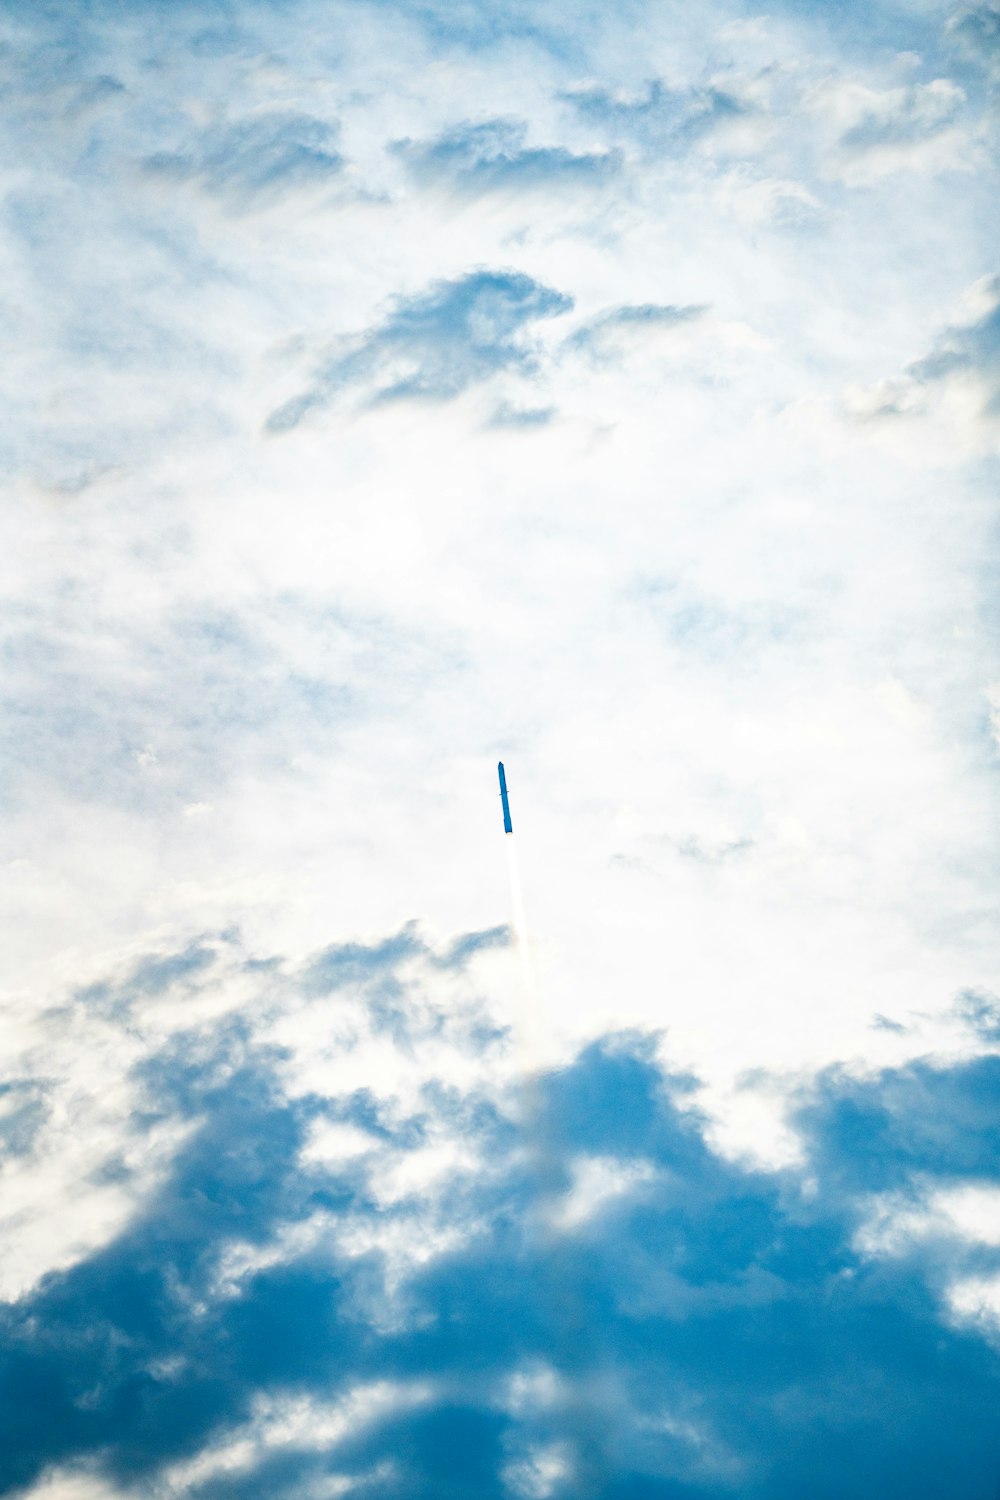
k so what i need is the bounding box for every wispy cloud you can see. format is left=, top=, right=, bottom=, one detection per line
left=144, top=112, right=346, bottom=206
left=566, top=302, right=709, bottom=363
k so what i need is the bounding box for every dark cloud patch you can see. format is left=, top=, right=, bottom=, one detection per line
left=436, top=925, right=510, bottom=969
left=144, top=112, right=344, bottom=206
left=797, top=1052, right=1000, bottom=1192
left=959, top=987, right=1000, bottom=1039
left=485, top=400, right=557, bottom=428
left=266, top=269, right=572, bottom=431
left=303, top=925, right=427, bottom=997
left=63, top=72, right=126, bottom=117
left=872, top=1011, right=908, bottom=1032
left=909, top=278, right=1000, bottom=406
left=391, top=118, right=621, bottom=195
left=949, top=4, right=1000, bottom=63
left=565, top=80, right=753, bottom=155
left=2, top=932, right=1000, bottom=1497
left=859, top=277, right=1000, bottom=425
left=762, top=0, right=945, bottom=60
left=0, top=1080, right=49, bottom=1158
left=340, top=0, right=594, bottom=61
left=122, top=942, right=219, bottom=1001
left=0, top=1042, right=330, bottom=1491
left=68, top=939, right=224, bottom=1026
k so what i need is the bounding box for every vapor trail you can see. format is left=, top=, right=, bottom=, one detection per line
left=505, top=831, right=533, bottom=994
left=497, top=762, right=598, bottom=1494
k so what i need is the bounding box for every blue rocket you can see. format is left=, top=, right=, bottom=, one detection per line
left=498, top=761, right=513, bottom=834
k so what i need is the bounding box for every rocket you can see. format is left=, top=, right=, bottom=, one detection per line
left=498, top=761, right=513, bottom=834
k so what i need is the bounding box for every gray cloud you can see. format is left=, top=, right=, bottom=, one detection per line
left=957, top=987, right=1000, bottom=1039
left=855, top=275, right=1000, bottom=426
left=949, top=4, right=1000, bottom=64
left=391, top=117, right=621, bottom=195
left=484, top=399, right=556, bottom=429
left=267, top=268, right=572, bottom=431
left=74, top=940, right=222, bottom=1019
left=909, top=277, right=1000, bottom=405
left=565, top=79, right=755, bottom=154
left=0, top=1081, right=49, bottom=1159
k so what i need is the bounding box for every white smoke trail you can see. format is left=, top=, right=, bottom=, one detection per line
left=505, top=831, right=534, bottom=995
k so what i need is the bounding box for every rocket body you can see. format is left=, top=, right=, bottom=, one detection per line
left=498, top=761, right=513, bottom=834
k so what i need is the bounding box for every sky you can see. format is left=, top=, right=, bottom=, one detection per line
left=1, top=0, right=1000, bottom=1494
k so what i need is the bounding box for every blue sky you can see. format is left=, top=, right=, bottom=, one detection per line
left=1, top=0, right=1000, bottom=1495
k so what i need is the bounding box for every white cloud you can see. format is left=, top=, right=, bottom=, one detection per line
left=546, top=1154, right=658, bottom=1231
left=14, top=1471, right=132, bottom=1500
left=807, top=76, right=974, bottom=183
left=855, top=1181, right=1000, bottom=1262
left=0, top=1111, right=194, bottom=1302
left=947, top=1272, right=1000, bottom=1336
left=502, top=1440, right=573, bottom=1499
left=164, top=1381, right=433, bottom=1492
left=844, top=272, right=1000, bottom=456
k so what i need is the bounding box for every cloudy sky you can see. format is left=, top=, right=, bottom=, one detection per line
left=2, top=0, right=1000, bottom=1494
